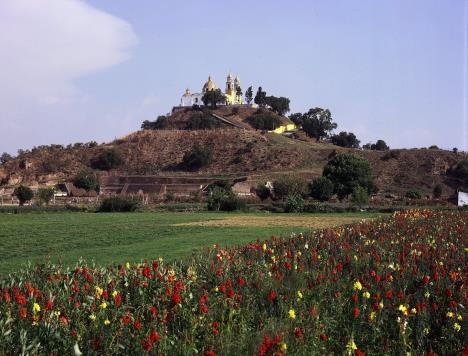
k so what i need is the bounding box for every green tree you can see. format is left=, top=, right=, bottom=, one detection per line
left=207, top=186, right=242, bottom=211
left=255, top=183, right=271, bottom=200
left=330, top=131, right=360, bottom=148
left=323, top=153, right=376, bottom=199
left=284, top=194, right=305, bottom=212
left=371, top=140, right=389, bottom=151
left=182, top=144, right=212, bottom=170
left=36, top=187, right=55, bottom=206
left=310, top=177, right=334, bottom=201
left=405, top=190, right=422, bottom=199
left=247, top=110, right=282, bottom=130
left=273, top=176, right=309, bottom=200
left=288, top=113, right=303, bottom=126
left=449, top=160, right=468, bottom=182
left=91, top=149, right=123, bottom=171
left=301, top=108, right=337, bottom=141
left=236, top=86, right=243, bottom=98
left=186, top=112, right=223, bottom=129
left=351, top=185, right=369, bottom=208
left=73, top=169, right=99, bottom=191
left=245, top=86, right=253, bottom=104
left=202, top=89, right=226, bottom=109
left=265, top=96, right=290, bottom=116
left=141, top=115, right=171, bottom=130
left=13, top=185, right=34, bottom=206
left=254, top=87, right=267, bottom=107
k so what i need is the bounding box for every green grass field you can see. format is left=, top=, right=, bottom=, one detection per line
left=0, top=211, right=382, bottom=275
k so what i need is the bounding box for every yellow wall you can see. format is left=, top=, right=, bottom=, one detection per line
left=272, top=124, right=297, bottom=134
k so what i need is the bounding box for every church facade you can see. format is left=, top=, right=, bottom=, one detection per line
left=180, top=73, right=244, bottom=107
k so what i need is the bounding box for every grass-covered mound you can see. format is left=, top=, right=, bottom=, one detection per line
left=0, top=210, right=466, bottom=354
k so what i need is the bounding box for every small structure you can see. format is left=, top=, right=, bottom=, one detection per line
left=458, top=191, right=468, bottom=207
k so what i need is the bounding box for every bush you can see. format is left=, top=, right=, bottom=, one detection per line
left=405, top=190, right=422, bottom=199
left=247, top=110, right=282, bottom=130
left=186, top=113, right=223, bottom=129
left=73, top=170, right=99, bottom=191
left=323, top=153, right=376, bottom=199
left=284, top=194, right=305, bottom=212
left=91, top=149, right=123, bottom=170
left=182, top=144, right=212, bottom=170
left=36, top=187, right=55, bottom=206
left=206, top=187, right=243, bottom=211
left=351, top=185, right=369, bottom=208
left=381, top=150, right=400, bottom=161
left=98, top=196, right=140, bottom=212
left=433, top=184, right=443, bottom=198
left=273, top=176, right=309, bottom=200
left=429, top=145, right=439, bottom=150
left=255, top=183, right=271, bottom=201
left=310, top=177, right=334, bottom=202
left=449, top=160, right=468, bottom=182
left=330, top=132, right=360, bottom=148
left=13, top=185, right=34, bottom=205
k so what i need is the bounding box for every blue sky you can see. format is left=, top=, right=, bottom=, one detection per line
left=0, top=0, right=467, bottom=154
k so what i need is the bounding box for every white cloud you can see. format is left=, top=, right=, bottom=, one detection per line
left=0, top=0, right=138, bottom=152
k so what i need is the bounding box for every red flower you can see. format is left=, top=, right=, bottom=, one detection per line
left=19, top=307, right=27, bottom=318
left=355, top=350, right=365, bottom=356
left=200, top=303, right=209, bottom=314
left=294, top=327, right=304, bottom=338
left=141, top=338, right=152, bottom=352
left=319, top=333, right=328, bottom=341
left=237, top=277, right=246, bottom=287
left=114, top=293, right=121, bottom=307
left=351, top=294, right=358, bottom=303
left=150, top=306, right=158, bottom=318
left=267, top=290, right=277, bottom=302
left=150, top=330, right=160, bottom=343
left=422, top=275, right=430, bottom=286
left=352, top=307, right=360, bottom=318
left=133, top=319, right=141, bottom=330
left=171, top=293, right=182, bottom=306
left=122, top=314, right=131, bottom=326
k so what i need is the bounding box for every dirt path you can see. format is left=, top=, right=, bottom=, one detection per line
left=173, top=215, right=368, bottom=229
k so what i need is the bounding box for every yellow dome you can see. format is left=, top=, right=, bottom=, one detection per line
left=202, top=75, right=217, bottom=92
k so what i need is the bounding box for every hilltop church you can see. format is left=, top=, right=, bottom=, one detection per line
left=180, top=73, right=244, bottom=107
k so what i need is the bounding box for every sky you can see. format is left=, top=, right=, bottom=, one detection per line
left=0, top=0, right=467, bottom=154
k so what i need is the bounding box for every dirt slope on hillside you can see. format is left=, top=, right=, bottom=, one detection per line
left=0, top=129, right=465, bottom=197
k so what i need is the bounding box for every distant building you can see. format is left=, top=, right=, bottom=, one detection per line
left=458, top=191, right=468, bottom=207
left=179, top=73, right=244, bottom=107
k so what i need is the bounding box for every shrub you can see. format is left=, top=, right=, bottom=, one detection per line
left=330, top=131, right=360, bottom=148
left=36, top=187, right=55, bottom=206
left=73, top=170, right=99, bottom=191
left=98, top=196, right=140, bottom=212
left=310, top=177, right=334, bottom=202
left=284, top=194, right=305, bottom=212
left=433, top=184, right=443, bottom=198
left=255, top=183, right=271, bottom=201
left=428, top=145, right=439, bottom=150
left=351, top=185, right=369, bottom=208
left=91, top=149, right=123, bottom=170
left=323, top=153, right=376, bottom=199
left=186, top=113, right=223, bottom=129
left=247, top=110, right=282, bottom=130
left=273, top=176, right=309, bottom=200
left=206, top=187, right=242, bottom=211
left=13, top=185, right=34, bottom=205
left=448, top=160, right=468, bottom=182
left=182, top=144, right=212, bottom=170
left=0, top=152, right=13, bottom=165
left=405, top=190, right=422, bottom=199
left=381, top=150, right=400, bottom=161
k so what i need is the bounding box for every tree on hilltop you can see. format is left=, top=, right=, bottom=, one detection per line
left=245, top=86, right=253, bottom=104
left=265, top=96, right=290, bottom=116
left=202, top=89, right=226, bottom=109
left=301, top=108, right=337, bottom=141
left=254, top=87, right=267, bottom=107
left=330, top=131, right=360, bottom=148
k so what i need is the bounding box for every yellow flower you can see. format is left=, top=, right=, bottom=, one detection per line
left=297, top=251, right=302, bottom=257
left=297, top=291, right=303, bottom=299
left=362, top=291, right=370, bottom=299
left=288, top=309, right=296, bottom=319
left=100, top=302, right=108, bottom=309
left=423, top=327, right=429, bottom=335
left=379, top=301, right=384, bottom=309
left=32, top=303, right=41, bottom=313
left=262, top=243, right=267, bottom=252
left=369, top=311, right=376, bottom=321
left=214, top=287, right=219, bottom=292
left=271, top=256, right=276, bottom=263
left=353, top=281, right=363, bottom=291
left=446, top=311, right=454, bottom=318
left=95, top=286, right=103, bottom=297
left=457, top=314, right=463, bottom=321
left=112, top=290, right=118, bottom=298
left=281, top=343, right=287, bottom=351
left=104, top=319, right=111, bottom=325
left=453, top=322, right=461, bottom=332
left=347, top=340, right=357, bottom=351
left=89, top=314, right=96, bottom=321
left=398, top=305, right=408, bottom=316
left=125, top=262, right=130, bottom=269
left=411, top=308, right=417, bottom=314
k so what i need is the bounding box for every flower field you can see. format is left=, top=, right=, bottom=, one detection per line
left=0, top=210, right=467, bottom=355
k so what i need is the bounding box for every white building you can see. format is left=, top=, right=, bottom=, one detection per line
left=458, top=191, right=468, bottom=207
